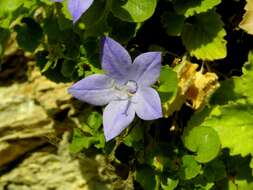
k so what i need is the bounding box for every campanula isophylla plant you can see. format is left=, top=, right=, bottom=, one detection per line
left=68, top=37, right=162, bottom=141
left=2, top=0, right=253, bottom=189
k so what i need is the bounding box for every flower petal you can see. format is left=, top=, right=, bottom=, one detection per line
left=132, top=87, right=162, bottom=120
left=68, top=74, right=117, bottom=106
left=103, top=100, right=135, bottom=141
left=132, top=52, right=161, bottom=86
left=68, top=0, right=93, bottom=23
left=100, top=37, right=132, bottom=83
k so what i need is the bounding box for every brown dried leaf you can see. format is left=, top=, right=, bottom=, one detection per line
left=186, top=71, right=220, bottom=110
left=162, top=59, right=198, bottom=117
left=177, top=61, right=199, bottom=95
left=163, top=59, right=219, bottom=116
left=239, top=0, right=253, bottom=35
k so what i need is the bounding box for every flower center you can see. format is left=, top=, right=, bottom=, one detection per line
left=125, top=80, right=138, bottom=95
left=112, top=80, right=138, bottom=100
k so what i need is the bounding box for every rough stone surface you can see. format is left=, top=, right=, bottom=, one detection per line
left=0, top=47, right=74, bottom=166
left=0, top=133, right=108, bottom=190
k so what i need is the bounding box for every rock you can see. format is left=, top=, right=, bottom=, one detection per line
left=0, top=133, right=129, bottom=190
left=0, top=58, right=71, bottom=167
left=0, top=139, right=45, bottom=167
left=0, top=83, right=53, bottom=166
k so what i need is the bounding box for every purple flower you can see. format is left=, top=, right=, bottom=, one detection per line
left=68, top=37, right=163, bottom=141
left=51, top=0, right=93, bottom=23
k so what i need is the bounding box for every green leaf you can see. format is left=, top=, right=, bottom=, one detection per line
left=43, top=17, right=63, bottom=43
left=180, top=155, right=202, bottom=180
left=210, top=79, right=239, bottom=105
left=182, top=125, right=221, bottom=163
left=197, top=104, right=253, bottom=156
left=75, top=40, right=102, bottom=78
left=203, top=158, right=226, bottom=182
left=79, top=0, right=106, bottom=26
left=123, top=123, right=144, bottom=149
left=56, top=5, right=72, bottom=31
left=203, top=52, right=253, bottom=157
left=227, top=180, right=253, bottom=190
left=194, top=183, right=214, bottom=190
left=78, top=110, right=103, bottom=135
left=111, top=0, right=157, bottom=22
left=161, top=12, right=185, bottom=36
left=36, top=51, right=70, bottom=82
left=172, top=0, right=221, bottom=17
left=69, top=110, right=104, bottom=153
left=135, top=165, right=156, bottom=190
left=227, top=53, right=253, bottom=104
left=69, top=128, right=93, bottom=153
left=0, top=0, right=36, bottom=28
left=107, top=13, right=137, bottom=43
left=158, top=65, right=178, bottom=103
left=61, top=0, right=72, bottom=20
left=161, top=178, right=179, bottom=190
left=14, top=17, right=43, bottom=52
left=61, top=60, right=76, bottom=78
left=77, top=0, right=111, bottom=37
left=181, top=11, right=227, bottom=60
left=86, top=111, right=103, bottom=131
left=41, top=59, right=55, bottom=73
left=211, top=51, right=253, bottom=105
left=0, top=0, right=23, bottom=17
left=84, top=16, right=111, bottom=37
left=69, top=129, right=104, bottom=153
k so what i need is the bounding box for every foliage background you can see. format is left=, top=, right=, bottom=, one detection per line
left=0, top=0, right=253, bottom=189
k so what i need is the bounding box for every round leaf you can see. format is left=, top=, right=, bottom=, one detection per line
left=181, top=11, right=227, bottom=60
left=180, top=155, right=202, bottom=180
left=183, top=126, right=221, bottom=163
left=172, top=0, right=221, bottom=18
left=111, top=0, right=157, bottom=22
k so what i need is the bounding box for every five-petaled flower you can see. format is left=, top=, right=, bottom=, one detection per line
left=51, top=0, right=93, bottom=23
left=68, top=37, right=163, bottom=141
